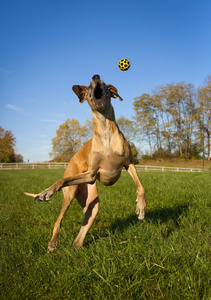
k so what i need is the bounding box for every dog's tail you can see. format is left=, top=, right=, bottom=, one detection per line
left=22, top=192, right=38, bottom=198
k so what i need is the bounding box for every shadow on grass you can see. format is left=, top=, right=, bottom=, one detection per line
left=110, top=204, right=189, bottom=234
left=83, top=205, right=189, bottom=248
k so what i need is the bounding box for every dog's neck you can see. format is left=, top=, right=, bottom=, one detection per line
left=92, top=103, right=119, bottom=146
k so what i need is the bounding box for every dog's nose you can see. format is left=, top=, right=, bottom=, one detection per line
left=92, top=74, right=100, bottom=81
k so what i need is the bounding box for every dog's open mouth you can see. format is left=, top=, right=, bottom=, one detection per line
left=93, top=83, right=105, bottom=109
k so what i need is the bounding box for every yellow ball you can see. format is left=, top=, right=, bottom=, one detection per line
left=118, top=58, right=130, bottom=71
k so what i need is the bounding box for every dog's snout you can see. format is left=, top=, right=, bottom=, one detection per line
left=92, top=74, right=100, bottom=82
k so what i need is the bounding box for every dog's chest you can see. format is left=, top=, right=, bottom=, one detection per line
left=94, top=131, right=126, bottom=157
left=96, top=151, right=124, bottom=185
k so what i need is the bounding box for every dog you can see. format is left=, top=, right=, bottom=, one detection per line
left=24, top=74, right=146, bottom=253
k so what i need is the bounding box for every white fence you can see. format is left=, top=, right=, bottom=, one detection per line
left=0, top=162, right=205, bottom=172
left=135, top=165, right=204, bottom=172
left=0, top=162, right=68, bottom=170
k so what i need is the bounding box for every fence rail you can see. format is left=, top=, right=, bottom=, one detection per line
left=135, top=165, right=204, bottom=172
left=0, top=162, right=206, bottom=172
left=0, top=162, right=68, bottom=170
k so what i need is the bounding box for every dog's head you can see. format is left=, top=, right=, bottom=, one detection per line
left=72, top=75, right=123, bottom=112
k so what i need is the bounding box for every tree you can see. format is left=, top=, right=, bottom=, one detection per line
left=49, top=118, right=91, bottom=162
left=156, top=82, right=196, bottom=157
left=133, top=82, right=199, bottom=158
left=116, top=116, right=139, bottom=164
left=129, top=142, right=139, bottom=164
left=14, top=153, right=24, bottom=162
left=197, top=76, right=211, bottom=160
left=84, top=118, right=94, bottom=139
left=116, top=116, right=135, bottom=142
left=0, top=126, right=15, bottom=162
left=133, top=94, right=156, bottom=157
left=0, top=126, right=23, bottom=162
left=152, top=91, right=172, bottom=154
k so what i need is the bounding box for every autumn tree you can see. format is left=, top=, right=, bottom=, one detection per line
left=0, top=126, right=23, bottom=162
left=0, top=126, right=15, bottom=162
left=14, top=153, right=24, bottom=162
left=49, top=118, right=92, bottom=162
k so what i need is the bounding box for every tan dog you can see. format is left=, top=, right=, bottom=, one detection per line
left=24, top=75, right=146, bottom=253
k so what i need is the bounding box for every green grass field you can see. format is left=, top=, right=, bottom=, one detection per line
left=0, top=170, right=210, bottom=299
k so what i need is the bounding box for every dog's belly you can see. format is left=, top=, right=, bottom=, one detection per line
left=97, top=167, right=122, bottom=186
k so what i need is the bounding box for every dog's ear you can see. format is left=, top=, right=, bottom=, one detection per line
left=107, top=84, right=123, bottom=101
left=72, top=85, right=88, bottom=103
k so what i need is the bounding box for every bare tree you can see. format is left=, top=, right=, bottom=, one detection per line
left=197, top=76, right=211, bottom=160
left=133, top=94, right=156, bottom=157
left=158, top=82, right=196, bottom=157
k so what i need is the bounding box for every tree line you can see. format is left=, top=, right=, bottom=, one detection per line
left=133, top=76, right=211, bottom=160
left=1, top=76, right=210, bottom=163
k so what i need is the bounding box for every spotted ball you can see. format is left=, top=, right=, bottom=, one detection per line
left=118, top=58, right=130, bottom=71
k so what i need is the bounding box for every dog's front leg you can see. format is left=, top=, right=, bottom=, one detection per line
left=126, top=164, right=146, bottom=222
left=34, top=170, right=97, bottom=201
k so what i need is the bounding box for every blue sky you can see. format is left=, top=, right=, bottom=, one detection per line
left=0, top=0, right=211, bottom=162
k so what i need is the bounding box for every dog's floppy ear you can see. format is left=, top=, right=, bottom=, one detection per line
left=72, top=85, right=88, bottom=103
left=107, top=84, right=123, bottom=101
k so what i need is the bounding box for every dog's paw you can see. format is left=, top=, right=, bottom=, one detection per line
left=47, top=243, right=57, bottom=253
left=135, top=199, right=146, bottom=222
left=35, top=188, right=55, bottom=201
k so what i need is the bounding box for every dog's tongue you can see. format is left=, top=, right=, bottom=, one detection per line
left=95, top=99, right=105, bottom=108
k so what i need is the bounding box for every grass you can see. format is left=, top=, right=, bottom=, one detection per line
left=0, top=169, right=211, bottom=299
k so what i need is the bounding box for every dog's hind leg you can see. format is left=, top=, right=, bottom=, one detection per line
left=73, top=182, right=99, bottom=249
left=47, top=185, right=78, bottom=253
